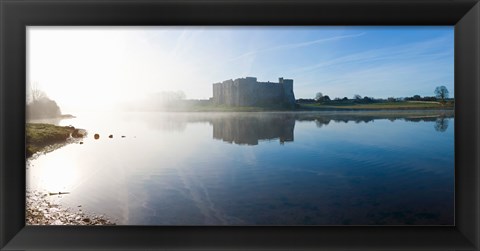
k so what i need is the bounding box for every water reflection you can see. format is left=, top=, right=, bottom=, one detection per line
left=142, top=110, right=454, bottom=146
left=210, top=114, right=295, bottom=145
left=27, top=110, right=454, bottom=225
left=434, top=117, right=449, bottom=132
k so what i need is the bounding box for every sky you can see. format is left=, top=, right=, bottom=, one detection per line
left=27, top=26, right=454, bottom=113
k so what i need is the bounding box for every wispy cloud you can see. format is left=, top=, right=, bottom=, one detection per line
left=226, top=32, right=366, bottom=62
left=291, top=35, right=452, bottom=74
left=292, top=36, right=454, bottom=99
left=170, top=28, right=205, bottom=59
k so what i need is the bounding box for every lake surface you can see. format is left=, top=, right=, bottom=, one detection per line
left=27, top=111, right=454, bottom=225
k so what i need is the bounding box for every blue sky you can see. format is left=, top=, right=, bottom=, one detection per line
left=190, top=26, right=453, bottom=100
left=28, top=26, right=454, bottom=111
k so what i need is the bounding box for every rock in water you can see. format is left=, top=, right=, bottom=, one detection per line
left=72, top=129, right=87, bottom=138
left=94, top=134, right=100, bottom=140
left=108, top=135, right=113, bottom=138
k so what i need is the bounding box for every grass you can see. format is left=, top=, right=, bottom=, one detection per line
left=159, top=100, right=453, bottom=112
left=163, top=104, right=294, bottom=112
left=26, top=123, right=77, bottom=157
left=299, top=101, right=454, bottom=110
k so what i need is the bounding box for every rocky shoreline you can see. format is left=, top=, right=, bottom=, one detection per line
left=26, top=123, right=117, bottom=225
left=26, top=190, right=116, bottom=225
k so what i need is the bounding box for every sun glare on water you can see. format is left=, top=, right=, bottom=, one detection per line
left=32, top=154, right=78, bottom=194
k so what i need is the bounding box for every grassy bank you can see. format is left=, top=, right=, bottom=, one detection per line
left=26, top=123, right=84, bottom=157
left=298, top=101, right=454, bottom=111
left=157, top=104, right=294, bottom=112
left=144, top=100, right=454, bottom=112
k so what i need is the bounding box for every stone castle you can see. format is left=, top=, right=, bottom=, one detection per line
left=212, top=77, right=296, bottom=108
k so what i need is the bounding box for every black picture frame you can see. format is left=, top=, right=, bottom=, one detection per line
left=1, top=0, right=479, bottom=250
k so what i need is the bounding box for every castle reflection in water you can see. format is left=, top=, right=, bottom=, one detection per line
left=142, top=110, right=454, bottom=146
left=211, top=114, right=295, bottom=145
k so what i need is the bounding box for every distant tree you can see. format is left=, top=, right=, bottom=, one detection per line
left=387, top=97, right=396, bottom=102
left=334, top=97, right=341, bottom=101
left=296, top=98, right=316, bottom=103
left=434, top=86, right=449, bottom=102
left=26, top=82, right=62, bottom=119
left=28, top=82, right=47, bottom=103
left=342, top=97, right=349, bottom=101
left=173, top=91, right=186, bottom=100
left=363, top=96, right=373, bottom=103
left=353, top=94, right=362, bottom=100
left=26, top=93, right=62, bottom=119
left=323, top=95, right=331, bottom=102
left=315, top=92, right=323, bottom=102
left=413, top=95, right=421, bottom=101
left=156, top=91, right=186, bottom=102
left=423, top=96, right=437, bottom=101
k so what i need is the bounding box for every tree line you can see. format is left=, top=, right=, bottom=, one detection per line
left=27, top=83, right=62, bottom=119
left=298, top=86, right=451, bottom=104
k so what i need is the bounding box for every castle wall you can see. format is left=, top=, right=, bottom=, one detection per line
left=212, top=77, right=295, bottom=108
left=282, top=79, right=295, bottom=107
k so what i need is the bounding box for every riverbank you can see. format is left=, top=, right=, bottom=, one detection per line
left=26, top=123, right=116, bottom=225
left=26, top=190, right=115, bottom=225
left=132, top=101, right=454, bottom=112
left=26, top=123, right=86, bottom=157
left=297, top=101, right=454, bottom=111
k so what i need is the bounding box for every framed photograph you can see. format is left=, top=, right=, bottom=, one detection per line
left=1, top=0, right=479, bottom=250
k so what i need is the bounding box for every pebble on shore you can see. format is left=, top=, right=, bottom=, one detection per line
left=26, top=190, right=115, bottom=226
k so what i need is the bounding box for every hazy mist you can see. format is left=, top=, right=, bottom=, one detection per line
left=27, top=26, right=454, bottom=114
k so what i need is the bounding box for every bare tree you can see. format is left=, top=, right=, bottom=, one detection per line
left=28, top=82, right=47, bottom=103
left=315, top=92, right=323, bottom=101
left=173, top=90, right=186, bottom=100
left=26, top=82, right=62, bottom=119
left=434, top=86, right=449, bottom=102
left=353, top=94, right=362, bottom=100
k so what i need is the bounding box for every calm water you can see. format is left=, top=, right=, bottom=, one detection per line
left=27, top=111, right=454, bottom=225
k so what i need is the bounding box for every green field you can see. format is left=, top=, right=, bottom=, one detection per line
left=299, top=101, right=454, bottom=110
left=160, top=104, right=292, bottom=112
